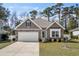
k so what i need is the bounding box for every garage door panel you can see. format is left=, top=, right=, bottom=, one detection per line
left=18, top=32, right=38, bottom=42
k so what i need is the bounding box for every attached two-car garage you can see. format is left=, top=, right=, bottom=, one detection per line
left=18, top=32, right=38, bottom=42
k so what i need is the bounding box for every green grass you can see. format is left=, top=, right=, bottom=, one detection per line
left=0, top=40, right=14, bottom=49
left=39, top=41, right=79, bottom=56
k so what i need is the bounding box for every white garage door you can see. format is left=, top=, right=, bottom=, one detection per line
left=18, top=32, right=38, bottom=42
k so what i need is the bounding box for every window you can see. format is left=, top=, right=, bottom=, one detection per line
left=26, top=20, right=31, bottom=27
left=52, top=31, right=55, bottom=37
left=52, top=31, right=59, bottom=38
left=50, top=29, right=61, bottom=38
left=55, top=31, right=59, bottom=37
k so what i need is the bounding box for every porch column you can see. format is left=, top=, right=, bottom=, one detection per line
left=45, top=31, right=47, bottom=39
left=41, top=31, right=42, bottom=39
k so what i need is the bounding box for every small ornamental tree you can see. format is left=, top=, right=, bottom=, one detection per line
left=68, top=19, right=76, bottom=30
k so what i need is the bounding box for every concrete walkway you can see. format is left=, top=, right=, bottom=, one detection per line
left=0, top=42, right=39, bottom=56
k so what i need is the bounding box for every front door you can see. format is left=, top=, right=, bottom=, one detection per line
left=41, top=31, right=47, bottom=38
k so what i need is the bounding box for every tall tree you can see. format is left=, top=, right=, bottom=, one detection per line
left=62, top=7, right=69, bottom=29
left=41, top=7, right=53, bottom=21
left=15, top=20, right=22, bottom=26
left=74, top=4, right=79, bottom=27
left=0, top=4, right=10, bottom=21
left=30, top=10, right=37, bottom=20
left=10, top=12, right=18, bottom=29
left=74, top=4, right=79, bottom=18
left=0, top=4, right=10, bottom=31
left=62, top=6, right=75, bottom=29
left=55, top=3, right=64, bottom=23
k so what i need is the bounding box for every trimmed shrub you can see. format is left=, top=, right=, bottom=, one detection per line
left=1, top=34, right=9, bottom=41
left=12, top=38, right=16, bottom=41
left=64, top=29, right=69, bottom=34
left=54, top=39, right=56, bottom=42
left=64, top=37, right=68, bottom=42
left=72, top=36, right=78, bottom=39
left=58, top=39, right=61, bottom=42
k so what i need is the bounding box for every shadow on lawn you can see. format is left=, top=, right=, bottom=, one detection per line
left=68, top=40, right=79, bottom=43
left=0, top=40, right=11, bottom=43
left=40, top=40, right=79, bottom=43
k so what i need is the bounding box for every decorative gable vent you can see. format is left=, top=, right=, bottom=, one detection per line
left=26, top=19, right=31, bottom=27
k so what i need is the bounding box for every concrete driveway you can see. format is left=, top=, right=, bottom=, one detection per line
left=0, top=42, right=39, bottom=56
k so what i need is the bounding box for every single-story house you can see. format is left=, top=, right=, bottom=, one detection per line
left=15, top=18, right=65, bottom=42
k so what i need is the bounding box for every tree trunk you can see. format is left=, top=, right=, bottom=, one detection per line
left=48, top=16, right=50, bottom=21
left=76, top=14, right=78, bottom=27
left=58, top=14, right=61, bottom=23
left=65, top=19, right=67, bottom=29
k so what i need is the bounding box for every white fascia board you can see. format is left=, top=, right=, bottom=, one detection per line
left=15, top=29, right=40, bottom=30
left=15, top=20, right=26, bottom=30
left=46, top=21, right=65, bottom=30
left=29, top=19, right=42, bottom=30
left=15, top=18, right=42, bottom=30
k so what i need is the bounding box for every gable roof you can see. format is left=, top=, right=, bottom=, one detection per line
left=70, top=27, right=79, bottom=32
left=15, top=18, right=42, bottom=30
left=15, top=17, right=65, bottom=30
left=33, top=18, right=51, bottom=28
left=46, top=21, right=65, bottom=30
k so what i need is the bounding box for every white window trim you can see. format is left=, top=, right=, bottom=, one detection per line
left=15, top=29, right=40, bottom=30
left=50, top=29, right=61, bottom=38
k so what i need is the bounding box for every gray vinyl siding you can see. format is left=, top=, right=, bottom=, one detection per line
left=17, top=20, right=40, bottom=29
left=47, top=22, right=64, bottom=39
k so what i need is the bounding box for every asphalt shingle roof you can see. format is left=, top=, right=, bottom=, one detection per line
left=33, top=18, right=52, bottom=28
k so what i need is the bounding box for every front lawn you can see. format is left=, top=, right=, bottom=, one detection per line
left=0, top=40, right=14, bottom=49
left=40, top=41, right=79, bottom=56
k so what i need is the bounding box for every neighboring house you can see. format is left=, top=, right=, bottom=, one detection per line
left=70, top=27, right=79, bottom=36
left=76, top=19, right=79, bottom=27
left=0, top=20, right=3, bottom=40
left=15, top=18, right=65, bottom=42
